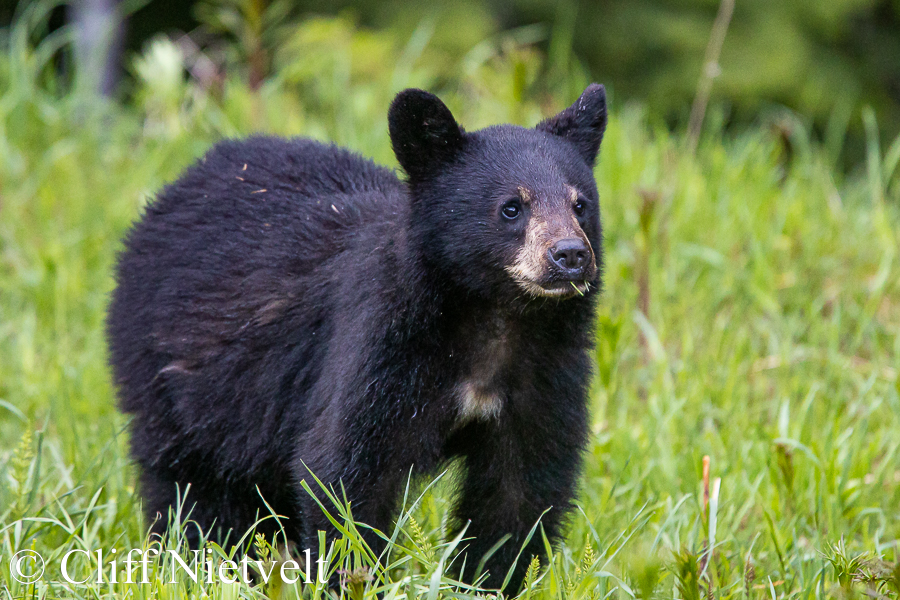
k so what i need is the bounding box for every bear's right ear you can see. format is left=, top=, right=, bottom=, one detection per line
left=536, top=83, right=607, bottom=167
left=389, top=89, right=465, bottom=182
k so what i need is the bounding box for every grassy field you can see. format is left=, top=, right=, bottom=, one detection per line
left=2, top=9, right=900, bottom=600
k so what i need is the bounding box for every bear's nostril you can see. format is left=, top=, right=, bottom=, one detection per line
left=549, top=238, right=589, bottom=271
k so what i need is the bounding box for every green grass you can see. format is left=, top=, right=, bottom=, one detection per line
left=2, top=8, right=900, bottom=600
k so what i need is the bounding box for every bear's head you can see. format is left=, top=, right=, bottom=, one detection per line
left=389, top=84, right=606, bottom=302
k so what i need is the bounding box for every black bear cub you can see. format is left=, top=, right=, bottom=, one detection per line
left=108, top=84, right=607, bottom=591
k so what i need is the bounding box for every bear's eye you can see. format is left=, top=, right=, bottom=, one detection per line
left=573, top=198, right=587, bottom=216
left=501, top=200, right=522, bottom=220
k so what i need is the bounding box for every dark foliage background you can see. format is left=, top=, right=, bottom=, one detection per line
left=2, top=0, right=898, bottom=167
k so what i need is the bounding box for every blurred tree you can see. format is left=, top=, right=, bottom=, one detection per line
left=70, top=0, right=124, bottom=95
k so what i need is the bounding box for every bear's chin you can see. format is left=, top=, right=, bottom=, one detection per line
left=513, top=279, right=592, bottom=299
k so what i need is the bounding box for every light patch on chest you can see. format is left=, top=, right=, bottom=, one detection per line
left=455, top=331, right=509, bottom=422
left=458, top=381, right=504, bottom=421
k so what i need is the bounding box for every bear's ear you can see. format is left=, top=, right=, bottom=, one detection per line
left=389, top=89, right=465, bottom=182
left=536, top=83, right=607, bottom=166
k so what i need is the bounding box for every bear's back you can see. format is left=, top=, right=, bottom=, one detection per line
left=112, top=136, right=405, bottom=321
left=117, top=134, right=405, bottom=290
left=148, top=136, right=404, bottom=230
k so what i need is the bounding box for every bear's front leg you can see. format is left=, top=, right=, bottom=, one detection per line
left=292, top=422, right=390, bottom=560
left=292, top=393, right=445, bottom=577
left=448, top=415, right=587, bottom=593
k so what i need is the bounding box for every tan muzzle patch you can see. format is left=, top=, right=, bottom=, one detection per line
left=505, top=196, right=596, bottom=298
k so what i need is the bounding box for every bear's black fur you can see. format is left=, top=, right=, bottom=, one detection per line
left=108, top=84, right=607, bottom=591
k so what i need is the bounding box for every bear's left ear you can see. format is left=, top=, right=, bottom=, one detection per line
left=536, top=83, right=607, bottom=167
left=389, top=89, right=465, bottom=182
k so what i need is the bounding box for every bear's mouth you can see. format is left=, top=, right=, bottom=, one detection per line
left=540, top=280, right=591, bottom=297
left=514, top=278, right=592, bottom=298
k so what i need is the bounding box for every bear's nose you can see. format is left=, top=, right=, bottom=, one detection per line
left=549, top=238, right=589, bottom=272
